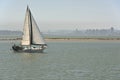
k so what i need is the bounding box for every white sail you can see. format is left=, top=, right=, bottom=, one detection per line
left=21, top=7, right=31, bottom=45
left=31, top=14, right=46, bottom=44
left=21, top=6, right=46, bottom=45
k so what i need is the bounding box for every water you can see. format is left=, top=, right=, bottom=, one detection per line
left=0, top=40, right=120, bottom=80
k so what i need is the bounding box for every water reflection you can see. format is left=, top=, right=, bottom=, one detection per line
left=11, top=51, right=48, bottom=64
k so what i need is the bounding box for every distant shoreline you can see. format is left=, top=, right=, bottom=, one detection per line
left=0, top=38, right=120, bottom=42
left=45, top=38, right=120, bottom=42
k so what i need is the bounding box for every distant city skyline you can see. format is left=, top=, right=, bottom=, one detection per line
left=0, top=0, right=120, bottom=31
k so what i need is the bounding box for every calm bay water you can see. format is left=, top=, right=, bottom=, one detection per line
left=0, top=41, right=120, bottom=80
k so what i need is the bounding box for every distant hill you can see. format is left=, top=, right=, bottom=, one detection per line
left=0, top=29, right=120, bottom=39
left=0, top=30, right=22, bottom=36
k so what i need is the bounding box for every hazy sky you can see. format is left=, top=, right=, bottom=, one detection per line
left=0, top=0, right=120, bottom=31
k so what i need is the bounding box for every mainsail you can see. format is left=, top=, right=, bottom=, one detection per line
left=21, top=6, right=46, bottom=46
left=31, top=13, right=46, bottom=45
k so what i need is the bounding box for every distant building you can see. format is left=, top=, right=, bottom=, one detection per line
left=110, top=27, right=114, bottom=32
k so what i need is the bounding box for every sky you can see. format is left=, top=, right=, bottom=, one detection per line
left=0, top=0, right=120, bottom=31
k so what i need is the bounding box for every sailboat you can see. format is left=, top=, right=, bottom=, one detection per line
left=12, top=6, right=47, bottom=53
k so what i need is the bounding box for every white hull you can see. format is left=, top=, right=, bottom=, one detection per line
left=12, top=45, right=47, bottom=53
left=16, top=49, right=44, bottom=53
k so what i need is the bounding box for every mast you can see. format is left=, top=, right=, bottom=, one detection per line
left=29, top=7, right=33, bottom=45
